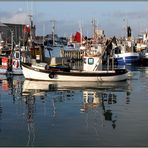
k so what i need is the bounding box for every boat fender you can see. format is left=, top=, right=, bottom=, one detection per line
left=45, top=64, right=49, bottom=70
left=13, top=60, right=19, bottom=68
left=49, top=72, right=55, bottom=79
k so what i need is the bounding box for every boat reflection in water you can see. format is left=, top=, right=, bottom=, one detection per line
left=22, top=80, right=132, bottom=130
left=22, top=80, right=131, bottom=93
left=0, top=75, right=23, bottom=102
left=0, top=76, right=35, bottom=146
left=0, top=76, right=132, bottom=146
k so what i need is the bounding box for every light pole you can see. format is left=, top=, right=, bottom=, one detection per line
left=10, top=30, right=14, bottom=52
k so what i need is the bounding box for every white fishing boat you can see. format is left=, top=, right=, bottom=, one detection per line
left=22, top=48, right=129, bottom=82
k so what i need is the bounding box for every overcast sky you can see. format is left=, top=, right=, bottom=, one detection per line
left=0, top=1, right=148, bottom=37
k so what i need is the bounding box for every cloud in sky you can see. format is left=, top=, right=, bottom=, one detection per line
left=0, top=2, right=148, bottom=38
left=0, top=10, right=29, bottom=24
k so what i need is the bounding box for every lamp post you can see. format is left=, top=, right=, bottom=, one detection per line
left=10, top=30, right=14, bottom=54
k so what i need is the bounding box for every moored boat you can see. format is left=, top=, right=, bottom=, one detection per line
left=22, top=63, right=128, bottom=82
left=114, top=52, right=140, bottom=65
left=0, top=46, right=22, bottom=75
left=22, top=48, right=129, bottom=82
left=113, top=41, right=140, bottom=65
left=0, top=29, right=22, bottom=75
left=113, top=26, right=140, bottom=66
left=139, top=48, right=148, bottom=66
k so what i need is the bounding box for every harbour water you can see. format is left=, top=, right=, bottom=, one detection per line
left=0, top=66, right=148, bottom=147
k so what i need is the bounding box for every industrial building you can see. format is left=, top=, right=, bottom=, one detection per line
left=0, top=22, right=36, bottom=45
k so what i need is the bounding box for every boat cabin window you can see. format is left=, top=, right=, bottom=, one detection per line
left=15, top=52, right=20, bottom=59
left=88, top=58, right=94, bottom=65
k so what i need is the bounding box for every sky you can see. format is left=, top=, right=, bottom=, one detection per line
left=0, top=1, right=148, bottom=38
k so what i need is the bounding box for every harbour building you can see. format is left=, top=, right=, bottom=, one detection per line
left=0, top=22, right=36, bottom=45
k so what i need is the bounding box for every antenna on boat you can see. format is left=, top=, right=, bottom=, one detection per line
left=92, top=18, right=97, bottom=42
left=123, top=17, right=128, bottom=39
left=50, top=20, right=56, bottom=47
left=28, top=14, right=33, bottom=42
left=79, top=20, right=83, bottom=45
left=43, top=23, right=45, bottom=47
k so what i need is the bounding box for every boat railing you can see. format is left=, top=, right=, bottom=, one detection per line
left=92, top=46, right=107, bottom=71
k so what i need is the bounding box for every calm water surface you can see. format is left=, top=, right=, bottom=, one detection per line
left=0, top=66, right=148, bottom=147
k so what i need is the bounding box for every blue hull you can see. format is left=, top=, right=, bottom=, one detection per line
left=115, top=54, right=140, bottom=65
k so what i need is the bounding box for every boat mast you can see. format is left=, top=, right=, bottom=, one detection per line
left=28, top=14, right=33, bottom=45
left=79, top=21, right=83, bottom=45
left=27, top=14, right=34, bottom=62
left=50, top=20, right=56, bottom=47
left=92, top=18, right=97, bottom=43
left=11, top=30, right=14, bottom=55
left=43, top=23, right=45, bottom=45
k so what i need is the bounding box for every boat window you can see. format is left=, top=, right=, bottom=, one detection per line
left=88, top=58, right=94, bottom=65
left=15, top=52, right=20, bottom=59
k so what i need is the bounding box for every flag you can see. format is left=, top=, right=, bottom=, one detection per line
left=23, top=25, right=27, bottom=33
left=27, top=25, right=31, bottom=33
left=24, top=25, right=31, bottom=33
left=74, top=32, right=81, bottom=43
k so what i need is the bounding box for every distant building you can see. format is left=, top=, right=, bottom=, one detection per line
left=0, top=22, right=36, bottom=45
left=0, top=22, right=25, bottom=45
